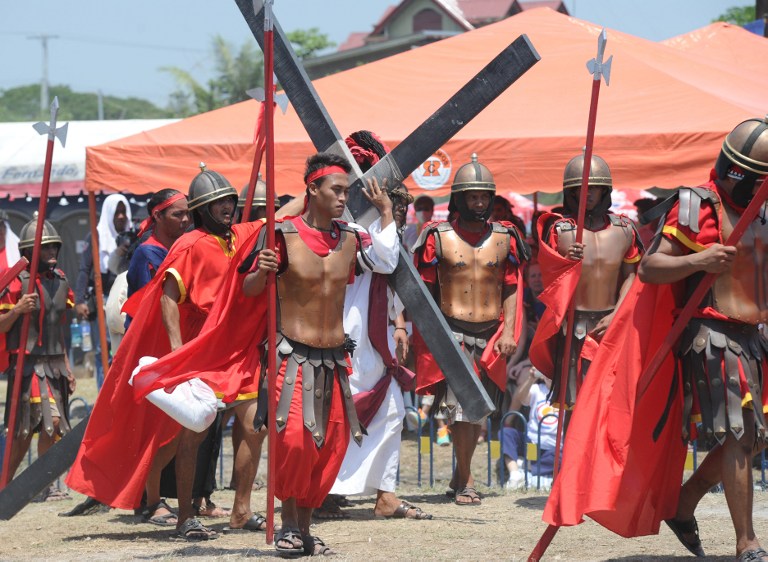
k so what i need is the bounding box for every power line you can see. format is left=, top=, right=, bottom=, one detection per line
left=0, top=30, right=209, bottom=54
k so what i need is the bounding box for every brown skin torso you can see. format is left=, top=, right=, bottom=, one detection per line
left=277, top=227, right=357, bottom=348
left=436, top=226, right=509, bottom=323
left=555, top=218, right=635, bottom=311
left=711, top=201, right=768, bottom=324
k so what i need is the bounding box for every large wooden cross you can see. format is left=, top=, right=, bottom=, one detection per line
left=237, top=0, right=540, bottom=420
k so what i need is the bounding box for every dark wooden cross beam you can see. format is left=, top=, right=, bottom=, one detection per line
left=236, top=0, right=541, bottom=420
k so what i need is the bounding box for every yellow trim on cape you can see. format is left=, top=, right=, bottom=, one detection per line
left=0, top=303, right=14, bottom=311
left=215, top=390, right=259, bottom=402
left=164, top=268, right=187, bottom=305
left=662, top=226, right=707, bottom=253
left=212, top=232, right=237, bottom=258
left=623, top=254, right=642, bottom=264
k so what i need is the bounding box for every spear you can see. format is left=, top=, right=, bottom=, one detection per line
left=528, top=30, right=612, bottom=562
left=1, top=97, right=68, bottom=489
left=262, top=0, right=278, bottom=546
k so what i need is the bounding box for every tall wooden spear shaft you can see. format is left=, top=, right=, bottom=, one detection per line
left=263, top=0, right=278, bottom=546
left=528, top=30, right=612, bottom=562
left=1, top=98, right=68, bottom=489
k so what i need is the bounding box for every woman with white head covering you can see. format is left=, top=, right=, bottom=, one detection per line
left=74, top=194, right=131, bottom=390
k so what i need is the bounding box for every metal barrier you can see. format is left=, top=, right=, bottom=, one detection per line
left=67, top=396, right=91, bottom=420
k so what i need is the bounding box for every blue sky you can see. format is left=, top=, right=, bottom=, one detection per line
left=0, top=0, right=747, bottom=108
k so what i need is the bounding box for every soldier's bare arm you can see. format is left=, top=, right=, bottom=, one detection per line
left=243, top=248, right=278, bottom=297
left=160, top=275, right=183, bottom=351
left=0, top=294, right=38, bottom=333
left=639, top=236, right=736, bottom=284
left=494, top=285, right=519, bottom=357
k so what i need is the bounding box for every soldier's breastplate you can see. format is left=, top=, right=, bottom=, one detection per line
left=711, top=204, right=768, bottom=324
left=8, top=274, right=68, bottom=355
left=436, top=229, right=508, bottom=323
left=277, top=230, right=357, bottom=348
left=557, top=225, right=629, bottom=311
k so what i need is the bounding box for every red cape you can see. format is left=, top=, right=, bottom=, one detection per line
left=66, top=230, right=208, bottom=509
left=528, top=213, right=581, bottom=379
left=542, top=277, right=687, bottom=537
left=131, top=224, right=268, bottom=400
left=66, top=225, right=262, bottom=509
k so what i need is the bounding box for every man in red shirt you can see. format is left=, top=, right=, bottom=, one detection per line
left=412, top=153, right=528, bottom=506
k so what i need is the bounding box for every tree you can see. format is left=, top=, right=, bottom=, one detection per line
left=163, top=35, right=263, bottom=117
left=0, top=84, right=170, bottom=121
left=713, top=5, right=756, bottom=25
left=163, top=29, right=335, bottom=117
left=286, top=28, right=336, bottom=59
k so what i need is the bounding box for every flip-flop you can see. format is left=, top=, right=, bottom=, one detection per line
left=454, top=486, right=482, bottom=506
left=222, top=513, right=267, bottom=534
left=664, top=517, right=705, bottom=557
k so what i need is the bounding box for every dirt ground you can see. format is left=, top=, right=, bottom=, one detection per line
left=2, top=377, right=768, bottom=561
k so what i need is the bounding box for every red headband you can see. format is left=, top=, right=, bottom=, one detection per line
left=137, top=193, right=186, bottom=238
left=306, top=166, right=347, bottom=186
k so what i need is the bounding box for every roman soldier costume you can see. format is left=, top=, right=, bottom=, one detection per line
left=413, top=154, right=528, bottom=416
left=652, top=116, right=768, bottom=442
left=531, top=154, right=643, bottom=406
left=2, top=220, right=73, bottom=439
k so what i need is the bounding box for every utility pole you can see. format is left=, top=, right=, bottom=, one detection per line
left=28, top=34, right=59, bottom=115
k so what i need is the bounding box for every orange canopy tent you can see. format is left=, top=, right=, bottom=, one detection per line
left=86, top=8, right=768, bottom=200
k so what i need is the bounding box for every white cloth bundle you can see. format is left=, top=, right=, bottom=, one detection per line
left=129, top=356, right=217, bottom=433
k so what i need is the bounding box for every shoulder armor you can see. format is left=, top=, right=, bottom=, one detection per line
left=676, top=187, right=718, bottom=234
left=410, top=220, right=446, bottom=255
left=491, top=222, right=530, bottom=262
left=53, top=268, right=67, bottom=280
left=277, top=220, right=299, bottom=234
left=554, top=220, right=576, bottom=233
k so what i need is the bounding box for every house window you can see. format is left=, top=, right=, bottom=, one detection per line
left=413, top=8, right=442, bottom=32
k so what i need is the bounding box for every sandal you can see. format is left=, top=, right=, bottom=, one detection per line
left=329, top=494, right=352, bottom=508
left=223, top=513, right=268, bottom=533
left=379, top=500, right=433, bottom=520
left=738, top=548, right=768, bottom=561
left=275, top=527, right=304, bottom=556
left=302, top=535, right=334, bottom=556
left=176, top=517, right=219, bottom=541
left=454, top=486, right=482, bottom=506
left=312, top=497, right=350, bottom=520
left=143, top=499, right=178, bottom=527
left=59, top=496, right=108, bottom=517
left=664, top=517, right=705, bottom=557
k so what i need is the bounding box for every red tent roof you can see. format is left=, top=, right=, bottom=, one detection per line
left=86, top=8, right=768, bottom=198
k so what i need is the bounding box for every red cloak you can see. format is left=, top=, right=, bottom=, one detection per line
left=542, top=276, right=687, bottom=537
left=528, top=213, right=582, bottom=379
left=66, top=224, right=260, bottom=509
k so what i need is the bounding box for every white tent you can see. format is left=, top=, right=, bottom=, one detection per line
left=0, top=119, right=178, bottom=198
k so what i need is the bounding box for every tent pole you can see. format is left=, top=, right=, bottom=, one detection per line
left=87, top=191, right=110, bottom=380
